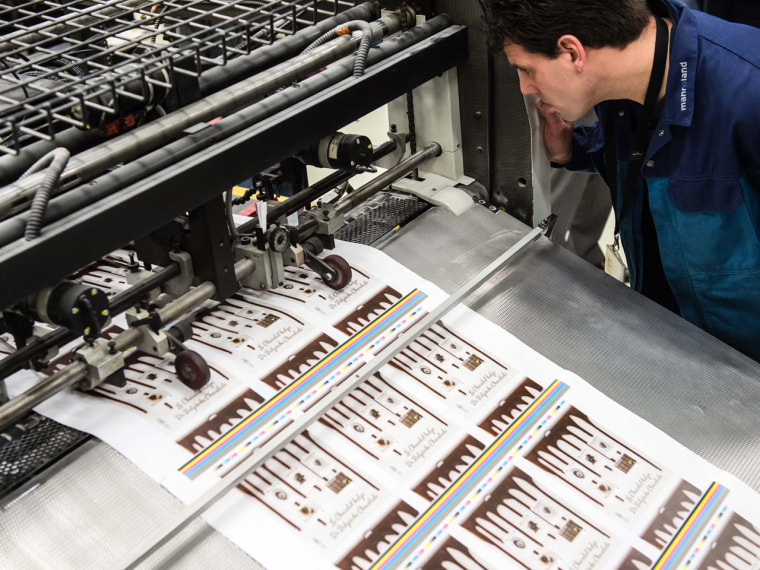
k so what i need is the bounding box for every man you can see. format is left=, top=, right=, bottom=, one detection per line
left=483, top=0, right=760, bottom=361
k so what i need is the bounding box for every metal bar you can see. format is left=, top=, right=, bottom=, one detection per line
left=335, top=143, right=442, bottom=215
left=0, top=21, right=466, bottom=309
left=0, top=263, right=180, bottom=382
left=236, top=139, right=397, bottom=235
left=0, top=257, right=253, bottom=431
left=198, top=1, right=378, bottom=94
left=119, top=222, right=546, bottom=570
left=0, top=32, right=365, bottom=214
left=0, top=361, right=87, bottom=432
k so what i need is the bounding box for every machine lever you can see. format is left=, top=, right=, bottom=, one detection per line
left=127, top=311, right=162, bottom=332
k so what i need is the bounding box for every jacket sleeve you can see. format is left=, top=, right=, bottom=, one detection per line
left=563, top=122, right=605, bottom=174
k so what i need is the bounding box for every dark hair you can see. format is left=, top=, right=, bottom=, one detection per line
left=481, top=0, right=652, bottom=57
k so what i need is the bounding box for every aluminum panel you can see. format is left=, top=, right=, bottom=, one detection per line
left=380, top=205, right=760, bottom=491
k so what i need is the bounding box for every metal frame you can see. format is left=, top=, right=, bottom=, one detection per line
left=0, top=0, right=360, bottom=155
left=0, top=22, right=468, bottom=308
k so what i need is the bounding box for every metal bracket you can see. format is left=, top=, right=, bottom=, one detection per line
left=163, top=250, right=194, bottom=297
left=31, top=325, right=59, bottom=364
left=372, top=131, right=408, bottom=170
left=126, top=268, right=161, bottom=302
left=298, top=204, right=344, bottom=235
left=282, top=243, right=305, bottom=268
left=125, top=307, right=171, bottom=357
left=75, top=338, right=125, bottom=391
left=303, top=249, right=335, bottom=282
left=538, top=213, right=558, bottom=238
left=233, top=241, right=284, bottom=290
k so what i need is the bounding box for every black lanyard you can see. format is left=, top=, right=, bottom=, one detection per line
left=605, top=17, right=670, bottom=239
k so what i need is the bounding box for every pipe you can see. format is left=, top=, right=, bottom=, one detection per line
left=0, top=361, right=87, bottom=432
left=0, top=21, right=384, bottom=219
left=0, top=127, right=101, bottom=188
left=304, top=20, right=374, bottom=78
left=0, top=257, right=254, bottom=430
left=335, top=143, right=442, bottom=215
left=0, top=15, right=450, bottom=247
left=199, top=2, right=379, bottom=94
left=24, top=148, right=70, bottom=240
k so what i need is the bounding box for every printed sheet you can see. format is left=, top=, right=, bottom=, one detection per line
left=5, top=240, right=760, bottom=570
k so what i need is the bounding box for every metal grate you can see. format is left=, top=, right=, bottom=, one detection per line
left=336, top=192, right=429, bottom=245
left=0, top=412, right=89, bottom=500
left=0, top=0, right=356, bottom=155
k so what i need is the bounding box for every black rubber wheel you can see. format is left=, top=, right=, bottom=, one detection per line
left=322, top=255, right=352, bottom=290
left=174, top=350, right=211, bottom=390
left=168, top=320, right=194, bottom=344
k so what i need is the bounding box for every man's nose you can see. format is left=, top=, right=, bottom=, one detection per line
left=518, top=73, right=538, bottom=95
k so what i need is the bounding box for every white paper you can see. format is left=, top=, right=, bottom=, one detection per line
left=5, top=241, right=760, bottom=570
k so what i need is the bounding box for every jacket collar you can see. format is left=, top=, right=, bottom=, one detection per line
left=656, top=0, right=698, bottom=127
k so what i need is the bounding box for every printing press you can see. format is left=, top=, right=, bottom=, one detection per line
left=1, top=1, right=760, bottom=567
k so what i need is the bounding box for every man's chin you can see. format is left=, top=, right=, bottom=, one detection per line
left=544, top=102, right=571, bottom=121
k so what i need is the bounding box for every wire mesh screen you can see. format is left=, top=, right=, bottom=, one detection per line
left=0, top=412, right=89, bottom=499
left=0, top=0, right=357, bottom=156
left=335, top=192, right=429, bottom=245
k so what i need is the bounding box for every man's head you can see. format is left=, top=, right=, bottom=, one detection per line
left=484, top=0, right=653, bottom=121
left=484, top=0, right=652, bottom=57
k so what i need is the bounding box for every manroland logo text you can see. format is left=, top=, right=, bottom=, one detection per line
left=680, top=61, right=688, bottom=111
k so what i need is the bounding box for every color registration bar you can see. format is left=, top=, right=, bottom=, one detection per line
left=179, top=288, right=426, bottom=479
left=371, top=379, right=568, bottom=570
left=653, top=482, right=729, bottom=570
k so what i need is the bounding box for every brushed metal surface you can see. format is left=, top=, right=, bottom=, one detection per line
left=380, top=204, right=760, bottom=491
left=0, top=440, right=262, bottom=569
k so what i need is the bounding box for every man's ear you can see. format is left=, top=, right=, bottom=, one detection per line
left=557, top=35, right=587, bottom=71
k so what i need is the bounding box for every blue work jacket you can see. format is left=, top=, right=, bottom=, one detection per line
left=567, top=0, right=760, bottom=361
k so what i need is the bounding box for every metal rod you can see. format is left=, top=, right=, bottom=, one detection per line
left=0, top=23, right=383, bottom=218
left=0, top=16, right=447, bottom=251
left=119, top=223, right=546, bottom=569
left=110, top=263, right=181, bottom=314
left=0, top=361, right=87, bottom=431
left=275, top=139, right=397, bottom=218
left=236, top=139, right=397, bottom=236
left=0, top=258, right=254, bottom=431
left=0, top=263, right=181, bottom=382
left=204, top=2, right=379, bottom=94
left=335, top=142, right=442, bottom=215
